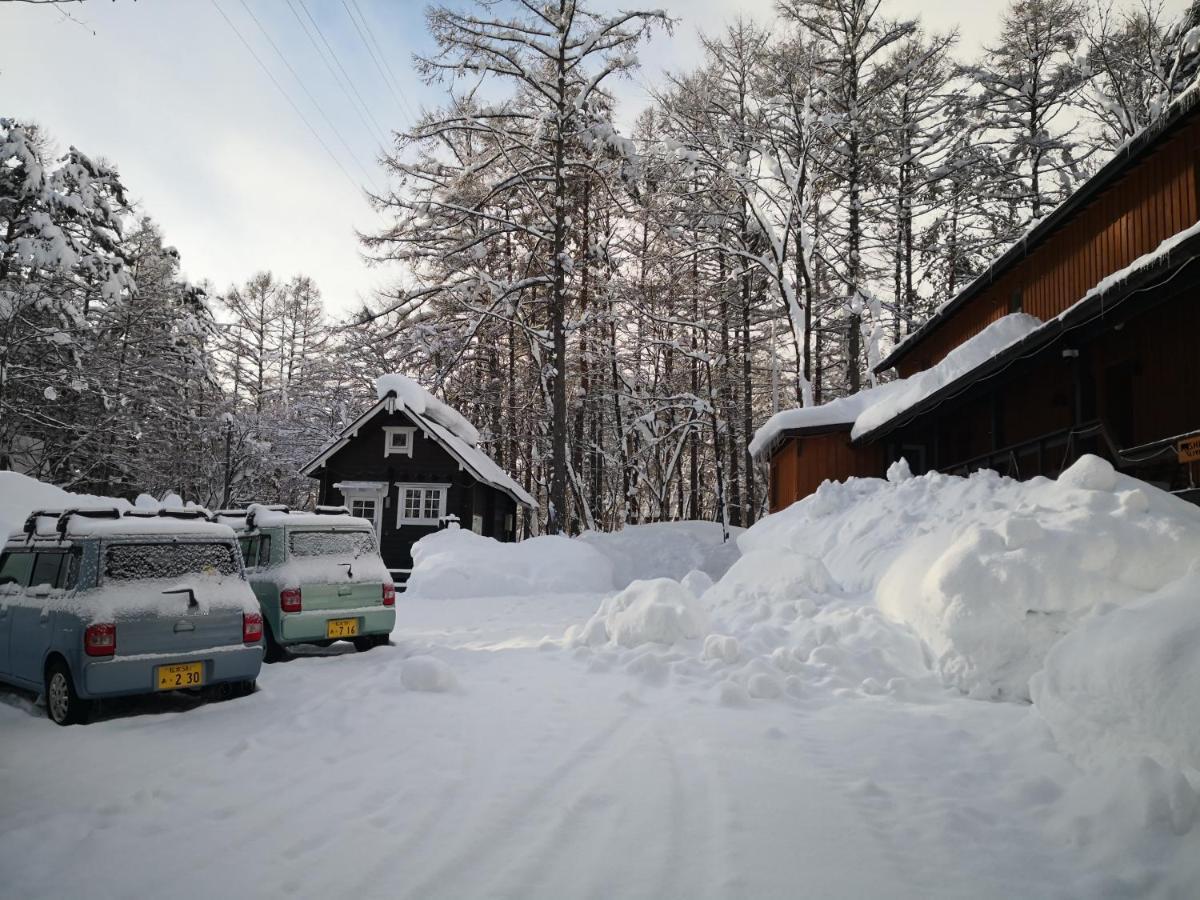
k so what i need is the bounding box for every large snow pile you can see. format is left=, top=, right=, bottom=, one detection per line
left=563, top=455, right=1200, bottom=787
left=406, top=521, right=744, bottom=599
left=578, top=521, right=741, bottom=588
left=405, top=527, right=615, bottom=599
left=0, top=471, right=133, bottom=536
left=1031, top=570, right=1200, bottom=773
left=741, top=454, right=1200, bottom=700
left=376, top=373, right=480, bottom=446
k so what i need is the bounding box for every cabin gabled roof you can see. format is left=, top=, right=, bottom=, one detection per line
left=300, top=392, right=536, bottom=510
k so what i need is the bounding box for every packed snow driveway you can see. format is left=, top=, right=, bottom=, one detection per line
left=4, top=479, right=1200, bottom=898
left=0, top=593, right=1092, bottom=899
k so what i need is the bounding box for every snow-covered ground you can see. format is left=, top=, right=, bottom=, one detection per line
left=3, top=463, right=1200, bottom=897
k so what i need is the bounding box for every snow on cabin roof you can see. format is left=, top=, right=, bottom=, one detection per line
left=747, top=381, right=902, bottom=458
left=375, top=374, right=480, bottom=446
left=851, top=313, right=1042, bottom=440
left=751, top=313, right=1042, bottom=458
left=300, top=375, right=537, bottom=510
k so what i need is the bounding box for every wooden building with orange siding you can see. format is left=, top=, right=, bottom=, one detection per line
left=757, top=88, right=1200, bottom=514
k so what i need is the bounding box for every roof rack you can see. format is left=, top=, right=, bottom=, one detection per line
left=313, top=505, right=350, bottom=516
left=156, top=508, right=211, bottom=520
left=56, top=508, right=121, bottom=539
left=22, top=509, right=63, bottom=538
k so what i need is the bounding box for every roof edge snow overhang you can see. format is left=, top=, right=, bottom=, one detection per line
left=753, top=422, right=854, bottom=462
left=876, top=87, right=1200, bottom=375
left=854, top=231, right=1200, bottom=446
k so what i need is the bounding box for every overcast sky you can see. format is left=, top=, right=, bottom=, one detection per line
left=3, top=0, right=1189, bottom=314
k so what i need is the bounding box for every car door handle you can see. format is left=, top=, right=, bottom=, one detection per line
left=174, top=620, right=196, bottom=633
left=338, top=586, right=353, bottom=596
left=39, top=612, right=50, bottom=623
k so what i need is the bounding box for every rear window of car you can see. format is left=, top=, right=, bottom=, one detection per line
left=288, top=530, right=376, bottom=558
left=103, top=542, right=240, bottom=581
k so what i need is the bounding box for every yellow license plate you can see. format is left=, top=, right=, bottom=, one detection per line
left=326, top=618, right=359, bottom=638
left=157, top=662, right=204, bottom=691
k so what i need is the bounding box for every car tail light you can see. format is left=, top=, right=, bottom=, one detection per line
left=243, top=612, right=263, bottom=644
left=280, top=588, right=302, bottom=613
left=84, top=623, right=116, bottom=657
left=382, top=583, right=396, bottom=607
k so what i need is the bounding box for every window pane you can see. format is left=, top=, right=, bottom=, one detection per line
left=423, top=489, right=440, bottom=520
left=259, top=535, right=271, bottom=567
left=238, top=536, right=256, bottom=568
left=0, top=552, right=34, bottom=587
left=405, top=489, right=422, bottom=519
left=288, top=530, right=376, bottom=558
left=31, top=552, right=64, bottom=589
left=104, top=543, right=240, bottom=581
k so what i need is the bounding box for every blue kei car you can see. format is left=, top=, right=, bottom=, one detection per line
left=0, top=508, right=263, bottom=725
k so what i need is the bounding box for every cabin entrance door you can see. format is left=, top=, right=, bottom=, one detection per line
left=334, top=481, right=387, bottom=536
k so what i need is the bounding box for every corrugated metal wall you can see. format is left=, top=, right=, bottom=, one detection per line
left=898, top=119, right=1200, bottom=378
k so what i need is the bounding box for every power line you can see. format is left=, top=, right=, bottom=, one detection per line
left=284, top=0, right=391, bottom=150
left=295, top=0, right=395, bottom=148
left=341, top=0, right=418, bottom=128
left=235, top=0, right=381, bottom=193
left=209, top=0, right=364, bottom=198
left=349, top=0, right=419, bottom=124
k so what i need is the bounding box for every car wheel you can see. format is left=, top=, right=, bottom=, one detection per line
left=374, top=634, right=391, bottom=648
left=45, top=659, right=91, bottom=726
left=353, top=636, right=376, bottom=652
left=234, top=679, right=257, bottom=698
left=263, top=623, right=289, bottom=664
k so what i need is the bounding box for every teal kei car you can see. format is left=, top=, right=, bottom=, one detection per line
left=218, top=505, right=395, bottom=662
left=0, top=508, right=263, bottom=725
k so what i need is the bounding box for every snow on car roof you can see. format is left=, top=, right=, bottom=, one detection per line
left=9, top=509, right=236, bottom=541
left=227, top=505, right=373, bottom=530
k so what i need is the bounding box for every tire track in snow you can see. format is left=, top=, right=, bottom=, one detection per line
left=396, top=708, right=642, bottom=899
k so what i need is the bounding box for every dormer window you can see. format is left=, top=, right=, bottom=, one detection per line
left=383, top=426, right=415, bottom=458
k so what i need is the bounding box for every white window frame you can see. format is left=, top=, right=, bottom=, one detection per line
left=334, top=481, right=387, bottom=535
left=383, top=426, right=416, bottom=458
left=396, top=483, right=449, bottom=527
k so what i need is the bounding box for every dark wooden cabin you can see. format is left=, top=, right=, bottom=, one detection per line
left=301, top=386, right=535, bottom=582
left=760, top=88, right=1200, bottom=513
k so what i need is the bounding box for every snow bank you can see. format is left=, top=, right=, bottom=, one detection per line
left=578, top=521, right=741, bottom=588
left=743, top=455, right=1200, bottom=700
left=376, top=373, right=480, bottom=446
left=571, top=578, right=710, bottom=648
left=1031, top=570, right=1200, bottom=772
left=0, top=471, right=133, bottom=536
left=405, top=527, right=615, bottom=599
